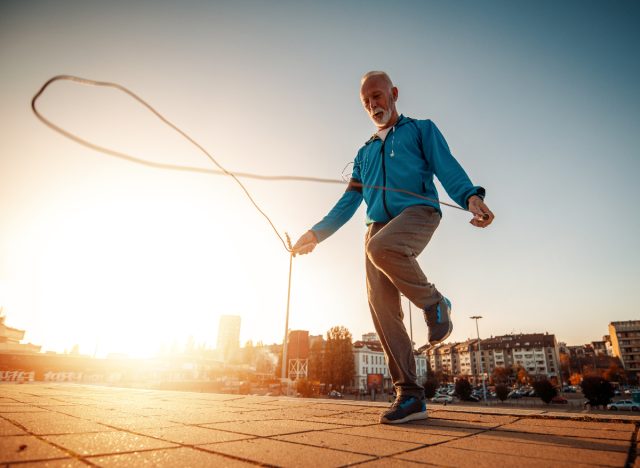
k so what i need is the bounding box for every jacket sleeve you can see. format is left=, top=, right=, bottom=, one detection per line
left=310, top=155, right=363, bottom=242
left=422, top=120, right=485, bottom=208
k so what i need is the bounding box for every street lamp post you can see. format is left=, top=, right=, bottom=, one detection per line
left=470, top=316, right=487, bottom=403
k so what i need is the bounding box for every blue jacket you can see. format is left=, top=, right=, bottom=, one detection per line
left=311, top=115, right=485, bottom=242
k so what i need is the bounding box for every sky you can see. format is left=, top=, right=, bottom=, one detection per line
left=1, top=0, right=638, bottom=357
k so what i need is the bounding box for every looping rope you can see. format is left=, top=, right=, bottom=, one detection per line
left=31, top=75, right=470, bottom=253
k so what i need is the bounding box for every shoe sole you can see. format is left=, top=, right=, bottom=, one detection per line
left=429, top=319, right=453, bottom=347
left=380, top=410, right=428, bottom=424
left=416, top=321, right=453, bottom=354
left=428, top=298, right=452, bottom=347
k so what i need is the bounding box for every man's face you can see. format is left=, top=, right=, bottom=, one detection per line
left=360, top=76, right=398, bottom=129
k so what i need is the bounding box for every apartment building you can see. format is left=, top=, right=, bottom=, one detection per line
left=427, top=333, right=560, bottom=383
left=352, top=333, right=427, bottom=391
left=609, top=321, right=640, bottom=380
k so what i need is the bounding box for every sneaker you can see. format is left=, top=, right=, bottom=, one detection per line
left=424, top=297, right=452, bottom=346
left=379, top=395, right=427, bottom=424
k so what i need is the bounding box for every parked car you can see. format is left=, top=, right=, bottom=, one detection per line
left=431, top=394, right=454, bottom=404
left=607, top=400, right=639, bottom=411
left=551, top=396, right=568, bottom=404
left=328, top=390, right=343, bottom=399
left=507, top=391, right=522, bottom=399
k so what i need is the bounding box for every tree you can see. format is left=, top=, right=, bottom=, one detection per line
left=515, top=366, right=531, bottom=385
left=308, top=339, right=326, bottom=382
left=495, top=384, right=509, bottom=402
left=296, top=378, right=314, bottom=397
left=242, top=340, right=257, bottom=366
left=532, top=378, right=557, bottom=404
left=491, top=366, right=512, bottom=385
left=582, top=376, right=614, bottom=407
left=423, top=378, right=439, bottom=399
left=603, top=364, right=625, bottom=384
left=455, top=378, right=473, bottom=401
left=324, top=326, right=355, bottom=388
left=569, top=372, right=582, bottom=386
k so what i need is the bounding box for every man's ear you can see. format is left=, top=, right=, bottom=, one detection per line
left=392, top=86, right=398, bottom=101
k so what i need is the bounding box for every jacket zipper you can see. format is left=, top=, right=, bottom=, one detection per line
left=380, top=138, right=393, bottom=219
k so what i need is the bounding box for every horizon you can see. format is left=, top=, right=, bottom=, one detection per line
left=1, top=0, right=638, bottom=358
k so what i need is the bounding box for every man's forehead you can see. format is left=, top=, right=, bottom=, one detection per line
left=360, top=76, right=391, bottom=95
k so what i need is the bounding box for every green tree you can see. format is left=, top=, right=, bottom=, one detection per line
left=455, top=378, right=473, bottom=401
left=532, top=378, right=557, bottom=404
left=495, top=384, right=509, bottom=402
left=324, top=326, right=355, bottom=388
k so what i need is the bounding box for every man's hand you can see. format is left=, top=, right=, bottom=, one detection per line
left=468, top=196, right=495, bottom=228
left=292, top=230, right=318, bottom=256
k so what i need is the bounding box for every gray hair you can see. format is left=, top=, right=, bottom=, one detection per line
left=360, top=71, right=394, bottom=89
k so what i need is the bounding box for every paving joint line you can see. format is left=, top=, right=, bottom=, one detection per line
left=0, top=413, right=98, bottom=467
left=624, top=422, right=639, bottom=468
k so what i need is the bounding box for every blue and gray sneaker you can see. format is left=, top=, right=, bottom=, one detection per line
left=380, top=395, right=427, bottom=424
left=424, top=297, right=452, bottom=346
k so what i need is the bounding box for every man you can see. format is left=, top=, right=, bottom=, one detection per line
left=292, top=71, right=494, bottom=424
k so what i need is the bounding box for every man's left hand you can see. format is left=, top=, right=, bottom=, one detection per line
left=468, top=195, right=494, bottom=228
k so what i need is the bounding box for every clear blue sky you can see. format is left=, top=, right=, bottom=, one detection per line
left=1, top=0, right=638, bottom=356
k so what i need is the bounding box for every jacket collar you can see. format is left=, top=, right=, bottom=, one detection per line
left=365, top=114, right=410, bottom=145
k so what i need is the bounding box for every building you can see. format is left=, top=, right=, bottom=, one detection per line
left=352, top=333, right=427, bottom=392
left=216, top=315, right=241, bottom=362
left=0, top=315, right=41, bottom=354
left=428, top=333, right=560, bottom=384
left=609, top=321, right=640, bottom=380
left=286, top=330, right=309, bottom=380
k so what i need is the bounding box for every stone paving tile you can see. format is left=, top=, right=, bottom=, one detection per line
left=502, top=416, right=636, bottom=432
left=9, top=458, right=89, bottom=467
left=0, top=417, right=28, bottom=436
left=89, top=447, right=255, bottom=467
left=304, top=414, right=378, bottom=427
left=135, top=425, right=254, bottom=445
left=429, top=410, right=517, bottom=426
left=231, top=407, right=344, bottom=420
left=164, top=410, right=265, bottom=425
left=202, top=419, right=344, bottom=437
left=0, top=406, right=48, bottom=413
left=274, top=430, right=423, bottom=456
left=327, top=424, right=469, bottom=445
left=356, top=458, right=432, bottom=467
left=310, top=402, right=378, bottom=412
left=470, top=428, right=629, bottom=452
left=443, top=432, right=627, bottom=467
left=0, top=434, right=70, bottom=464
left=202, top=437, right=374, bottom=466
left=393, top=445, right=597, bottom=467
left=94, top=416, right=182, bottom=430
left=3, top=413, right=114, bottom=435
left=498, top=418, right=634, bottom=440
left=43, top=431, right=178, bottom=456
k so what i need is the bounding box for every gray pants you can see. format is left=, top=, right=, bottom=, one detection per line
left=365, top=205, right=442, bottom=399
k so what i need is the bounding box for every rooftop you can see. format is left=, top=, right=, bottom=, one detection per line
left=0, top=383, right=638, bottom=467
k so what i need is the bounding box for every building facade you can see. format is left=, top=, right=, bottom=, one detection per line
left=427, top=333, right=560, bottom=384
left=609, top=321, right=640, bottom=380
left=352, top=333, right=427, bottom=391
left=216, top=315, right=241, bottom=362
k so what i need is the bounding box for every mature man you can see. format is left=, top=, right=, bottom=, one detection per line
left=292, top=71, right=494, bottom=424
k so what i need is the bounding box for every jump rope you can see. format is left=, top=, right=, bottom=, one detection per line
left=31, top=75, right=484, bottom=356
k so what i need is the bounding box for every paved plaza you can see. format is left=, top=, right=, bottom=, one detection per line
left=0, top=384, right=638, bottom=467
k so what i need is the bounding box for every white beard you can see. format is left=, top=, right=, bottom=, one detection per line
left=371, top=106, right=392, bottom=127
